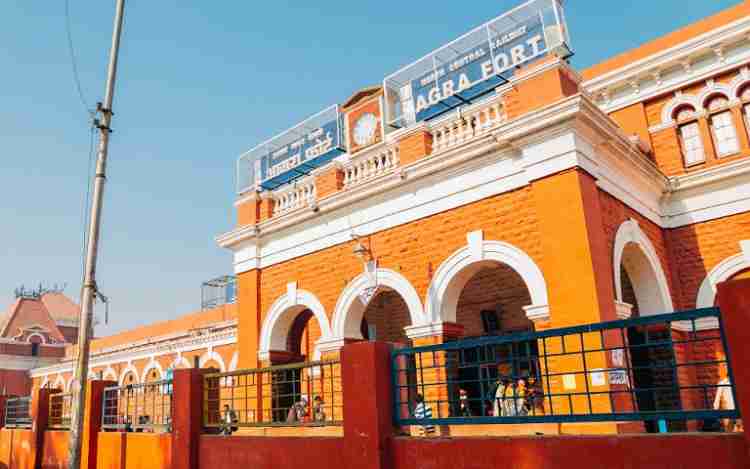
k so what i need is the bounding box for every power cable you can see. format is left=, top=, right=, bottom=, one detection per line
left=65, top=0, right=94, bottom=118
left=80, top=125, right=96, bottom=295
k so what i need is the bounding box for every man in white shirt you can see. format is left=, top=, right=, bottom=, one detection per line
left=713, top=358, right=741, bottom=432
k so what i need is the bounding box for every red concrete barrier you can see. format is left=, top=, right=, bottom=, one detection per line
left=198, top=435, right=344, bottom=469
left=717, top=278, right=750, bottom=454
left=390, top=433, right=747, bottom=469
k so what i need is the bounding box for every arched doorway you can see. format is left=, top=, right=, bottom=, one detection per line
left=451, top=262, right=537, bottom=416
left=425, top=236, right=549, bottom=419
left=359, top=288, right=413, bottom=346
left=614, top=220, right=680, bottom=432
left=258, top=289, right=333, bottom=424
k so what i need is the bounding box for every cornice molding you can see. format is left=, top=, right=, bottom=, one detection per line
left=584, top=15, right=750, bottom=114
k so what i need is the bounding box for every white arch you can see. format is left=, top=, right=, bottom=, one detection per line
left=697, top=81, right=733, bottom=108
left=330, top=268, right=425, bottom=342
left=696, top=252, right=750, bottom=308
left=258, top=289, right=331, bottom=361
left=199, top=350, right=226, bottom=372
left=65, top=376, right=74, bottom=392
left=661, top=94, right=700, bottom=125
left=119, top=364, right=140, bottom=386
left=228, top=351, right=239, bottom=372
left=26, top=332, right=47, bottom=344
left=40, top=376, right=50, bottom=389
left=729, top=68, right=750, bottom=98
left=53, top=374, right=65, bottom=390
left=140, top=359, right=165, bottom=383
left=425, top=235, right=549, bottom=325
left=102, top=366, right=118, bottom=381
left=613, top=219, right=674, bottom=315
left=169, top=355, right=191, bottom=370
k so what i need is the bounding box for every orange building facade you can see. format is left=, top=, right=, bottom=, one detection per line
left=217, top=0, right=750, bottom=405
left=2, top=0, right=747, bottom=425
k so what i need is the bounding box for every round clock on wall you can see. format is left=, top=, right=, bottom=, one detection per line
left=353, top=112, right=379, bottom=147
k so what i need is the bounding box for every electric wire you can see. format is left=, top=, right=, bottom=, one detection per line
left=79, top=125, right=97, bottom=304
left=65, top=0, right=94, bottom=118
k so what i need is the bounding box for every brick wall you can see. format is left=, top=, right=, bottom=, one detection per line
left=598, top=190, right=677, bottom=309
left=455, top=264, right=533, bottom=337
left=666, top=211, right=750, bottom=309
left=362, top=290, right=411, bottom=344
left=257, top=185, right=542, bottom=344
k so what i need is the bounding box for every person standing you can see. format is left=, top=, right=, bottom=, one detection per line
left=286, top=396, right=309, bottom=424
left=413, top=394, right=436, bottom=436
left=221, top=404, right=238, bottom=435
left=713, top=356, right=741, bottom=432
left=458, top=388, right=472, bottom=417
left=312, top=396, right=326, bottom=422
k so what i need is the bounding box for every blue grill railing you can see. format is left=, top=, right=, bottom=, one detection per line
left=392, top=307, right=740, bottom=430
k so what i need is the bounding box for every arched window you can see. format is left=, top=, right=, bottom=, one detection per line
left=739, top=85, right=750, bottom=139
left=705, top=94, right=739, bottom=157
left=674, top=105, right=705, bottom=166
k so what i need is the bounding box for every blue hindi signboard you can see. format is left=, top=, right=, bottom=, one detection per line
left=257, top=116, right=344, bottom=191
left=236, top=104, right=345, bottom=194
left=409, top=16, right=546, bottom=122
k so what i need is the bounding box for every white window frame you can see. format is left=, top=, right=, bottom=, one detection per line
left=710, top=110, right=740, bottom=158
left=679, top=121, right=706, bottom=167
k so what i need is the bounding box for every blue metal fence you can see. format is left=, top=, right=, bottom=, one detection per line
left=391, top=308, right=740, bottom=430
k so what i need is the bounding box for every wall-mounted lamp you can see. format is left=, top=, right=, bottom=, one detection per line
left=351, top=234, right=372, bottom=262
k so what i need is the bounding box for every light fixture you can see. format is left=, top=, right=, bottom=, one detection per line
left=351, top=233, right=372, bottom=262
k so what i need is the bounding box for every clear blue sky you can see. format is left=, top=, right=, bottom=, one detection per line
left=0, top=0, right=740, bottom=335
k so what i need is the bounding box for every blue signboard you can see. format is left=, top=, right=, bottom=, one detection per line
left=258, top=118, right=344, bottom=191
left=408, top=16, right=547, bottom=122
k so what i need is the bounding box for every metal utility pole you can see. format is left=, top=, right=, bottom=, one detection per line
left=67, top=1, right=125, bottom=468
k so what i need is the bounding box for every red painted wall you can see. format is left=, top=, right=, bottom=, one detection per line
left=0, top=370, right=31, bottom=396
left=390, top=433, right=747, bottom=469
left=198, top=436, right=345, bottom=469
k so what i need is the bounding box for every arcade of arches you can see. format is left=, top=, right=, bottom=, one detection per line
left=280, top=263, right=535, bottom=364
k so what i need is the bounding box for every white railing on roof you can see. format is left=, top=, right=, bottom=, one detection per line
left=272, top=177, right=316, bottom=216
left=343, top=146, right=399, bottom=189
left=430, top=98, right=505, bottom=153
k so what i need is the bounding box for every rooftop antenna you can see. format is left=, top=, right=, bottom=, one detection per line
left=67, top=1, right=126, bottom=468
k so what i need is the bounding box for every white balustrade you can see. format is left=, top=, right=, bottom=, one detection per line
left=343, top=146, right=400, bottom=189
left=431, top=100, right=504, bottom=153
left=272, top=179, right=316, bottom=216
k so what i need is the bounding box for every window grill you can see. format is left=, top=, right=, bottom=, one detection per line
left=203, top=359, right=343, bottom=429
left=101, top=380, right=173, bottom=433
left=4, top=397, right=32, bottom=429
left=392, top=307, right=741, bottom=430
left=48, top=392, right=72, bottom=429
